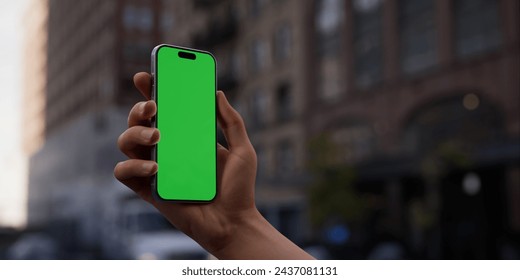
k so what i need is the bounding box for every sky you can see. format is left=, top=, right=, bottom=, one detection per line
left=0, top=0, right=29, bottom=228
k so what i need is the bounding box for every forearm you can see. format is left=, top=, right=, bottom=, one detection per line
left=212, top=209, right=315, bottom=260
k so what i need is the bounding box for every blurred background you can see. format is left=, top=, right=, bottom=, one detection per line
left=0, top=0, right=519, bottom=260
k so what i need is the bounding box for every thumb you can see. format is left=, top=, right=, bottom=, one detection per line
left=216, top=91, right=252, bottom=150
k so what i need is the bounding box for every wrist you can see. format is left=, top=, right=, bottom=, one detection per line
left=207, top=208, right=265, bottom=259
left=209, top=208, right=314, bottom=260
left=201, top=208, right=263, bottom=256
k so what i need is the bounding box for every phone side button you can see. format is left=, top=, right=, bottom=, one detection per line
left=151, top=74, right=155, bottom=99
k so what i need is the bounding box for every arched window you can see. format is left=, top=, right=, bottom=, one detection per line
left=403, top=93, right=504, bottom=155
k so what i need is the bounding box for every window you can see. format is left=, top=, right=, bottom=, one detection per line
left=315, top=0, right=344, bottom=56
left=123, top=6, right=138, bottom=29
left=276, top=83, right=292, bottom=122
left=274, top=23, right=292, bottom=61
left=250, top=39, right=269, bottom=73
left=454, top=0, right=501, bottom=58
left=250, top=89, right=269, bottom=129
left=123, top=5, right=154, bottom=32
left=399, top=0, right=437, bottom=74
left=353, top=0, right=383, bottom=88
left=403, top=95, right=504, bottom=154
left=315, top=0, right=345, bottom=101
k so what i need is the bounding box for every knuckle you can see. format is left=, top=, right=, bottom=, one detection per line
left=113, top=162, right=125, bottom=179
left=117, top=131, right=127, bottom=150
left=131, top=101, right=143, bottom=112
left=128, top=101, right=146, bottom=126
left=226, top=113, right=245, bottom=129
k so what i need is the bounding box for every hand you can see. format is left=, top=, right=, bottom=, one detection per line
left=114, top=72, right=314, bottom=260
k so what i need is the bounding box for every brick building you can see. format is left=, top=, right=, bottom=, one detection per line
left=166, top=0, right=519, bottom=258
left=306, top=0, right=519, bottom=258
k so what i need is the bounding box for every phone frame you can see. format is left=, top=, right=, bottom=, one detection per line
left=151, top=44, right=218, bottom=203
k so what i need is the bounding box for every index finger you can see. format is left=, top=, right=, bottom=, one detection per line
left=134, top=72, right=152, bottom=100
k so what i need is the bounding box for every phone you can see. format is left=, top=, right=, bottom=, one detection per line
left=151, top=44, right=217, bottom=202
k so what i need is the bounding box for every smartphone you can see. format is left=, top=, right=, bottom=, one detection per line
left=151, top=44, right=217, bottom=202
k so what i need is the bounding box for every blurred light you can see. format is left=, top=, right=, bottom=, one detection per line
left=462, top=172, right=481, bottom=196
left=138, top=252, right=157, bottom=260
left=463, top=93, right=480, bottom=110
left=325, top=224, right=350, bottom=245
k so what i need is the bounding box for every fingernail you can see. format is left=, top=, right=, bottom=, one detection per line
left=141, top=129, right=155, bottom=141
left=142, top=162, right=156, bottom=173
left=140, top=102, right=146, bottom=114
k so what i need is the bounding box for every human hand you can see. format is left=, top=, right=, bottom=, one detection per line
left=114, top=72, right=313, bottom=259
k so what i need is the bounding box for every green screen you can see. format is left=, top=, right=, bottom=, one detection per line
left=154, top=45, right=216, bottom=201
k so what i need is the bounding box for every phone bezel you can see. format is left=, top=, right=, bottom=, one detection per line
left=151, top=44, right=218, bottom=203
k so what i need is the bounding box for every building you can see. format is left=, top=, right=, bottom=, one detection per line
left=307, top=0, right=519, bottom=259
left=22, top=0, right=48, bottom=156
left=0, top=0, right=48, bottom=229
left=165, top=0, right=520, bottom=258
left=27, top=0, right=166, bottom=255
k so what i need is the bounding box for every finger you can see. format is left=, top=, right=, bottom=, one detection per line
left=128, top=100, right=157, bottom=127
left=114, top=160, right=156, bottom=202
left=118, top=126, right=159, bottom=158
left=114, top=159, right=158, bottom=181
left=216, top=91, right=252, bottom=151
left=134, top=72, right=152, bottom=100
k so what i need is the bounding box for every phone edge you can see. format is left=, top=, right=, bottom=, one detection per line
left=150, top=44, right=218, bottom=203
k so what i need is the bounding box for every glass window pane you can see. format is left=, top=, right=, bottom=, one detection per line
left=454, top=0, right=501, bottom=58
left=353, top=0, right=383, bottom=88
left=315, top=0, right=344, bottom=56
left=276, top=83, right=291, bottom=122
left=399, top=0, right=437, bottom=75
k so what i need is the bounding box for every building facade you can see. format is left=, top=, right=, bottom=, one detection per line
left=27, top=0, right=164, bottom=243
left=164, top=0, right=520, bottom=258
left=307, top=0, right=519, bottom=259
